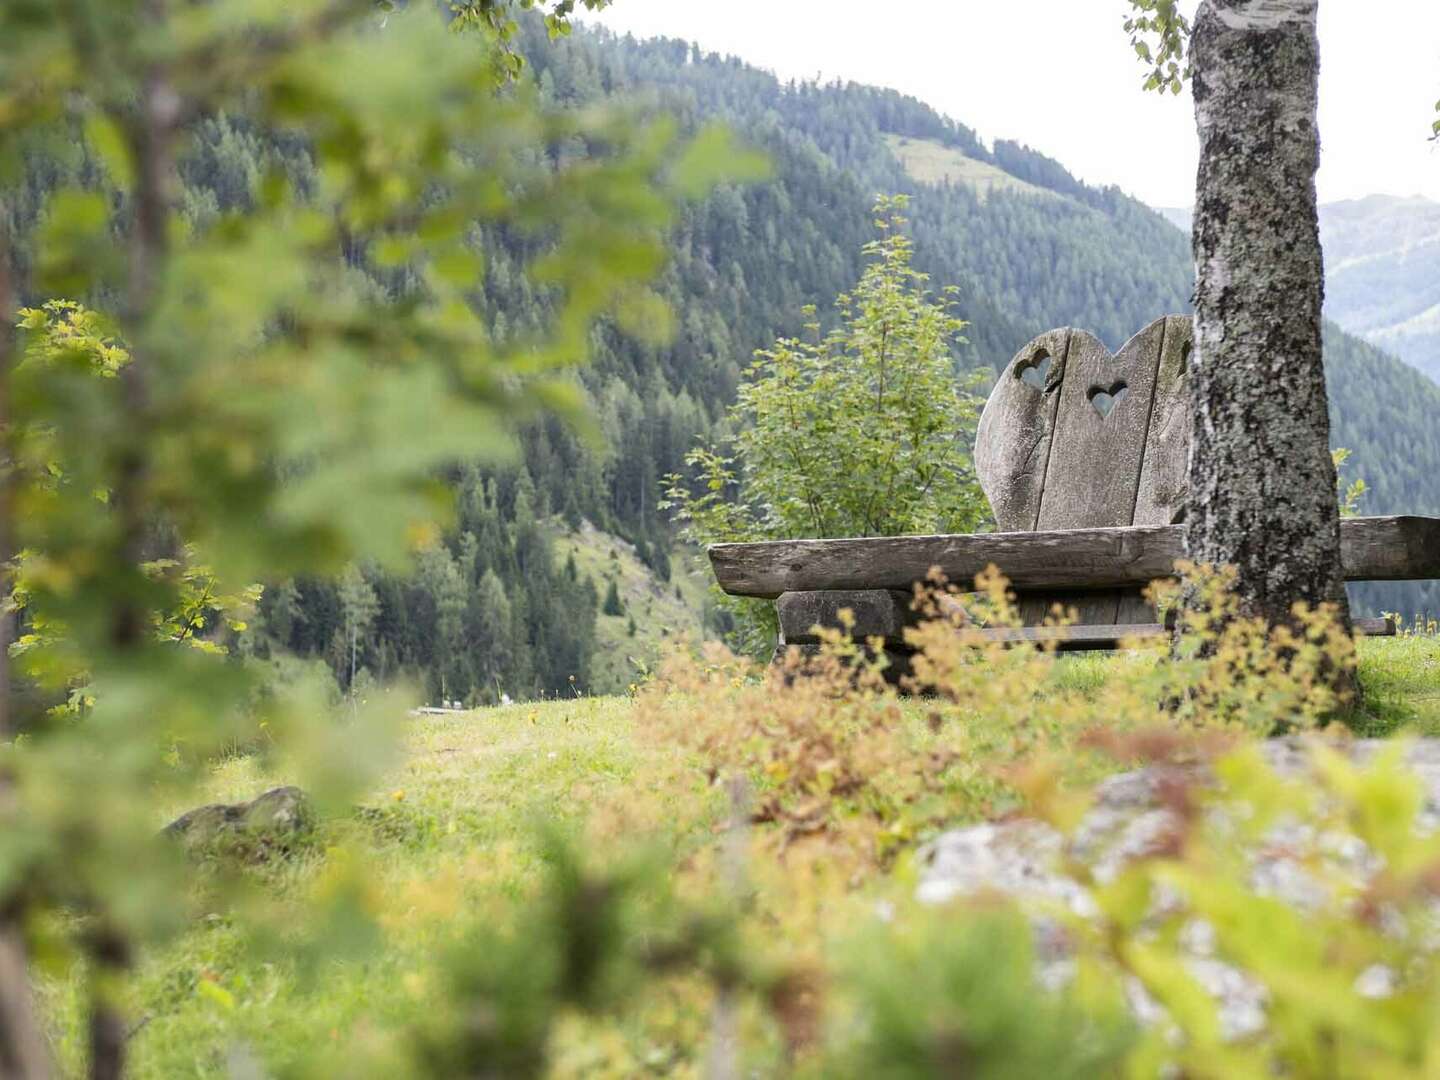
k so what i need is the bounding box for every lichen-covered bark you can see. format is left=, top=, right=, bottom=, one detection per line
left=1187, top=0, right=1351, bottom=635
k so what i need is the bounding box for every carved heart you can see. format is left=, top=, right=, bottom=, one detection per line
left=1087, top=381, right=1129, bottom=418
left=1016, top=349, right=1054, bottom=391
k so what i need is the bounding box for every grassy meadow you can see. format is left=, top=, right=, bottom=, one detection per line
left=31, top=631, right=1440, bottom=1077
left=882, top=134, right=1059, bottom=202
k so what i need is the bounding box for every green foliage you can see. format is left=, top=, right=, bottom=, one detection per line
left=0, top=1, right=740, bottom=1073
left=6, top=302, right=261, bottom=718
left=602, top=577, right=625, bottom=616
left=730, top=195, right=987, bottom=540
left=1123, top=0, right=1193, bottom=94
left=823, top=911, right=1134, bottom=1079
left=408, top=831, right=738, bottom=1078
left=1016, top=739, right=1440, bottom=1077
left=665, top=197, right=988, bottom=651
left=1333, top=447, right=1367, bottom=518
left=444, top=0, right=611, bottom=81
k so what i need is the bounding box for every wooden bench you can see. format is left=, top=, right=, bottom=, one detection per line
left=707, top=316, right=1440, bottom=665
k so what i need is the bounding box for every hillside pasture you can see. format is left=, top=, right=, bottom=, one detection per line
left=34, top=633, right=1440, bottom=1076
left=883, top=134, right=1063, bottom=202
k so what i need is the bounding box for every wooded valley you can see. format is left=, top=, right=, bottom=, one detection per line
left=7, top=18, right=1437, bottom=707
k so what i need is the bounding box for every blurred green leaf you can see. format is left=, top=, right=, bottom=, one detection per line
left=670, top=123, right=770, bottom=199
left=83, top=113, right=134, bottom=191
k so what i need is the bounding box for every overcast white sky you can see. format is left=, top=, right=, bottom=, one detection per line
left=585, top=1, right=1440, bottom=208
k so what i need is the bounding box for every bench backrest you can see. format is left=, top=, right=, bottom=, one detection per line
left=974, top=315, right=1194, bottom=623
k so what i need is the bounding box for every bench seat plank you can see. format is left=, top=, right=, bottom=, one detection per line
left=710, top=516, right=1440, bottom=599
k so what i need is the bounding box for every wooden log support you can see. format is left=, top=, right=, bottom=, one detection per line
left=709, top=516, right=1440, bottom=600
left=771, top=641, right=914, bottom=682
left=776, top=589, right=915, bottom=645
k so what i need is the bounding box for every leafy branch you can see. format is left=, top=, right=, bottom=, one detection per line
left=1123, top=0, right=1193, bottom=95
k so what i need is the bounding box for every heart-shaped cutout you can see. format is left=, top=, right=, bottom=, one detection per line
left=1087, top=381, right=1129, bottom=418
left=1016, top=349, right=1054, bottom=391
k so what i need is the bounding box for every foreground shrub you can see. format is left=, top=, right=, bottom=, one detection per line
left=1007, top=736, right=1440, bottom=1077
left=637, top=565, right=1360, bottom=873
left=817, top=909, right=1135, bottom=1079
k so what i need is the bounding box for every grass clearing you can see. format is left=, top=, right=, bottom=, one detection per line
left=38, top=695, right=727, bottom=1078
left=34, top=635, right=1440, bottom=1076
left=1353, top=632, right=1440, bottom=734
left=883, top=133, right=1062, bottom=201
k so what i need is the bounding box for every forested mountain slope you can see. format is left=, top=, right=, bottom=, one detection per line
left=1321, top=195, right=1440, bottom=386
left=1163, top=197, right=1440, bottom=385
left=529, top=24, right=1439, bottom=623
left=9, top=18, right=1438, bottom=704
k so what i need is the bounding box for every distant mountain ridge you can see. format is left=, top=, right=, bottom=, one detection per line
left=1159, top=197, right=1440, bottom=385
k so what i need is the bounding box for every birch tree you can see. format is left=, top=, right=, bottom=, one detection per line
left=1127, top=0, right=1354, bottom=665
left=1189, top=0, right=1350, bottom=637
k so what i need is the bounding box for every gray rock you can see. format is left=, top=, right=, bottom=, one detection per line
left=917, top=737, right=1440, bottom=1041
left=163, top=786, right=314, bottom=860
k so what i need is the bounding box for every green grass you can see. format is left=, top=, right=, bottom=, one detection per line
left=34, top=637, right=1440, bottom=1075
left=1046, top=635, right=1440, bottom=736
left=1352, top=633, right=1440, bottom=735
left=38, top=695, right=723, bottom=1078
left=883, top=133, right=1062, bottom=202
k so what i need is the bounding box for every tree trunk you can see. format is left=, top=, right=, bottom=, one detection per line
left=1187, top=1, right=1352, bottom=643
left=0, top=922, right=51, bottom=1080
left=0, top=212, right=53, bottom=1080
left=86, top=928, right=130, bottom=1080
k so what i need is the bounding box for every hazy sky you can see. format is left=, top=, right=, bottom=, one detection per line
left=585, top=1, right=1440, bottom=208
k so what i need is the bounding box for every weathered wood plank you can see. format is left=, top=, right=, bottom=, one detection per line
left=1133, top=316, right=1194, bottom=528
left=1038, top=322, right=1166, bottom=531
left=985, top=320, right=1168, bottom=626
left=1021, top=588, right=1128, bottom=627
left=709, top=516, right=1440, bottom=598
left=1338, top=517, right=1440, bottom=582
left=1116, top=315, right=1195, bottom=623
left=974, top=328, right=1070, bottom=532
left=712, top=525, right=1181, bottom=598
left=776, top=589, right=915, bottom=645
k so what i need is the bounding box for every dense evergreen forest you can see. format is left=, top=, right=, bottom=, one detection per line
left=8, top=17, right=1437, bottom=703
